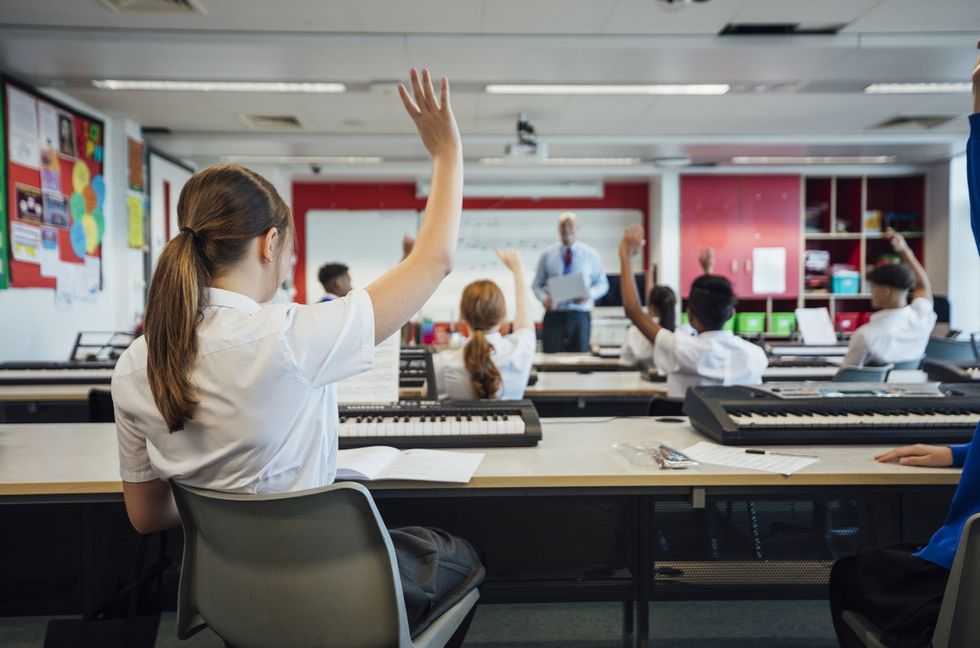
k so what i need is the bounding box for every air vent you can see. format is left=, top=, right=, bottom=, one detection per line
left=240, top=114, right=303, bottom=130
left=872, top=115, right=957, bottom=130
left=720, top=23, right=845, bottom=36
left=102, top=0, right=206, bottom=12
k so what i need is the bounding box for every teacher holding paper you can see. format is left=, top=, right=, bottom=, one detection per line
left=532, top=212, right=610, bottom=352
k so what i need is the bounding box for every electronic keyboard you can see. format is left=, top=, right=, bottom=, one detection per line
left=399, top=347, right=436, bottom=398
left=922, top=360, right=980, bottom=383
left=338, top=399, right=542, bottom=449
left=0, top=361, right=115, bottom=385
left=684, top=382, right=980, bottom=445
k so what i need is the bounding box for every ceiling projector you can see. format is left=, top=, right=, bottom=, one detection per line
left=503, top=113, right=548, bottom=161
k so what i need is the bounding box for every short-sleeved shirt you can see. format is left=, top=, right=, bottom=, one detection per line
left=112, top=287, right=375, bottom=494
left=653, top=328, right=769, bottom=399
left=842, top=297, right=936, bottom=367
left=432, top=328, right=536, bottom=400
left=620, top=323, right=696, bottom=366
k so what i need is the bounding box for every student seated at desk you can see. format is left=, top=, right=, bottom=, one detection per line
left=618, top=226, right=768, bottom=399
left=316, top=262, right=351, bottom=302
left=829, top=57, right=980, bottom=648
left=841, top=228, right=935, bottom=367
left=110, top=69, right=482, bottom=645
left=433, top=248, right=534, bottom=399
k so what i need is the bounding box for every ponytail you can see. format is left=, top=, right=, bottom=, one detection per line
left=463, top=329, right=503, bottom=399
left=145, top=232, right=208, bottom=431
left=648, top=285, right=678, bottom=332
left=143, top=163, right=292, bottom=432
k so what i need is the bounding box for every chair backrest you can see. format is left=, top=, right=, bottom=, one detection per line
left=932, top=513, right=980, bottom=648
left=171, top=481, right=412, bottom=648
left=833, top=364, right=892, bottom=383
left=889, top=356, right=923, bottom=371
left=88, top=388, right=115, bottom=422
left=932, top=295, right=951, bottom=324
left=925, top=336, right=978, bottom=363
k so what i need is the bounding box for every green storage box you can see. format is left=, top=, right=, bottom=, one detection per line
left=770, top=312, right=796, bottom=335
left=734, top=312, right=765, bottom=334
left=680, top=312, right=735, bottom=331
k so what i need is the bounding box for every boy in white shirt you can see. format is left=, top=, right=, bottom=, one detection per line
left=618, top=226, right=769, bottom=399
left=842, top=229, right=936, bottom=367
left=433, top=248, right=535, bottom=399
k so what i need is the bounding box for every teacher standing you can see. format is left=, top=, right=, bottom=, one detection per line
left=532, top=212, right=610, bottom=352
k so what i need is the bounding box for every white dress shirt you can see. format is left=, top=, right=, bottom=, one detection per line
left=112, top=287, right=375, bottom=494
left=620, top=322, right=696, bottom=366
left=432, top=328, right=536, bottom=400
left=653, top=328, right=769, bottom=399
left=842, top=297, right=936, bottom=367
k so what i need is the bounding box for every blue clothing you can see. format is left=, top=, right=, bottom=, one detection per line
left=532, top=241, right=609, bottom=312
left=913, top=113, right=980, bottom=570
left=914, top=435, right=978, bottom=569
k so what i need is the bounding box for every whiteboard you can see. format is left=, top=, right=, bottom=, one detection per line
left=304, top=208, right=643, bottom=321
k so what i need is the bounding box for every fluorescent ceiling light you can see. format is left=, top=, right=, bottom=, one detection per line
left=864, top=82, right=970, bottom=94
left=417, top=181, right=604, bottom=199
left=731, top=155, right=896, bottom=165
left=485, top=84, right=729, bottom=96
left=479, top=157, right=643, bottom=166
left=222, top=155, right=382, bottom=165
left=93, top=80, right=346, bottom=93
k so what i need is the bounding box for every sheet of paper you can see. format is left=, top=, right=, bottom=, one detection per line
left=38, top=102, right=60, bottom=150
left=55, top=262, right=73, bottom=309
left=7, top=86, right=40, bottom=169
left=337, top=333, right=400, bottom=403
left=11, top=221, right=41, bottom=264
left=547, top=272, right=589, bottom=303
left=336, top=446, right=401, bottom=480
left=683, top=441, right=819, bottom=476
left=39, top=226, right=59, bottom=277
left=794, top=307, right=838, bottom=346
left=127, top=193, right=145, bottom=248
left=83, top=255, right=101, bottom=296
left=752, top=247, right=786, bottom=294
left=377, top=449, right=484, bottom=483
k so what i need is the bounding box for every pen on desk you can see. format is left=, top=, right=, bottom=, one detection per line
left=745, top=448, right=819, bottom=459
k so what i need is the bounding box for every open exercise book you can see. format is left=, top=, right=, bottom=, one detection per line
left=337, top=446, right=485, bottom=483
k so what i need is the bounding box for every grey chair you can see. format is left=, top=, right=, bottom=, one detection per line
left=171, top=480, right=479, bottom=648
left=842, top=512, right=980, bottom=648
left=925, top=336, right=979, bottom=363
left=833, top=364, right=893, bottom=383
left=890, top=356, right=924, bottom=371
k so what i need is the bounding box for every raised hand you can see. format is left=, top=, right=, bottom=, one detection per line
left=874, top=444, right=953, bottom=467
left=619, top=224, right=645, bottom=258
left=494, top=247, right=523, bottom=273
left=883, top=227, right=909, bottom=254
left=397, top=68, right=461, bottom=159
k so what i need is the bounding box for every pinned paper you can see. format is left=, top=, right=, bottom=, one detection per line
left=39, top=226, right=59, bottom=277
left=58, top=113, right=76, bottom=158
left=15, top=184, right=44, bottom=223
left=55, top=263, right=73, bottom=309
left=7, top=86, right=40, bottom=168
left=43, top=191, right=69, bottom=228
left=38, top=102, right=60, bottom=150
left=72, top=159, right=91, bottom=193
left=11, top=221, right=41, bottom=263
left=127, top=194, right=145, bottom=249
left=751, top=247, right=786, bottom=294
left=83, top=255, right=101, bottom=296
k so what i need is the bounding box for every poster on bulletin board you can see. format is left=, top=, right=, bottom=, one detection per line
left=2, top=77, right=105, bottom=293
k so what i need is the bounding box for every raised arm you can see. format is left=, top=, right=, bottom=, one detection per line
left=698, top=247, right=715, bottom=275
left=619, top=225, right=662, bottom=344
left=884, top=228, right=931, bottom=302
left=496, top=248, right=532, bottom=331
left=366, top=69, right=463, bottom=343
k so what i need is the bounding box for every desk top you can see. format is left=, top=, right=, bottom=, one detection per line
left=0, top=384, right=102, bottom=402
left=0, top=418, right=961, bottom=497
left=524, top=371, right=666, bottom=398
left=533, top=352, right=626, bottom=372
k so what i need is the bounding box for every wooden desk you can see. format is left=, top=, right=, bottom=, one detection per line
left=0, top=420, right=961, bottom=646
left=533, top=352, right=629, bottom=373
left=0, top=384, right=100, bottom=402
left=524, top=371, right=666, bottom=416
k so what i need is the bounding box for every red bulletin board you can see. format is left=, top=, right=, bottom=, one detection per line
left=3, top=77, right=105, bottom=290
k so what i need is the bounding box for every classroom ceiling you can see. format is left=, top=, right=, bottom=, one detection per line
left=0, top=0, right=978, bottom=176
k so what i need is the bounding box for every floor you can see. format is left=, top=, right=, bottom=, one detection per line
left=0, top=600, right=840, bottom=647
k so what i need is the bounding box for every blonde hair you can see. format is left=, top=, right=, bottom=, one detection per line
left=460, top=280, right=506, bottom=399
left=143, top=164, right=292, bottom=432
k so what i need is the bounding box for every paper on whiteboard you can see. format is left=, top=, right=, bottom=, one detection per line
left=794, top=307, right=838, bottom=346
left=751, top=247, right=785, bottom=294
left=337, top=333, right=400, bottom=403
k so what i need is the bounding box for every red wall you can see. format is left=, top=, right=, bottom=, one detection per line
left=291, top=182, right=649, bottom=303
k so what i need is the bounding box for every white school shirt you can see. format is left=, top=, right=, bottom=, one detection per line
left=432, top=328, right=536, bottom=400
left=112, top=287, right=375, bottom=494
left=842, top=297, right=936, bottom=367
left=620, top=323, right=697, bottom=366
left=653, top=328, right=769, bottom=399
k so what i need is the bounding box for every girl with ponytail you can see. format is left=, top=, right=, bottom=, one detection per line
left=433, top=248, right=535, bottom=400
left=111, top=69, right=484, bottom=643
left=620, top=283, right=690, bottom=366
